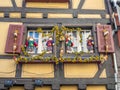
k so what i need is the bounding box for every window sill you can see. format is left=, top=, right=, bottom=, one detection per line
left=18, top=59, right=101, bottom=64
left=61, top=60, right=101, bottom=64
left=18, top=60, right=55, bottom=64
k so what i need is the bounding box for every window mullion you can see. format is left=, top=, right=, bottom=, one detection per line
left=77, top=31, right=81, bottom=52
left=38, top=33, right=42, bottom=53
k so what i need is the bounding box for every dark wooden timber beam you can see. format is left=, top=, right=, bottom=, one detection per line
left=0, top=8, right=107, bottom=14
left=78, top=0, right=85, bottom=9
left=0, top=18, right=110, bottom=24
left=11, top=0, right=17, bottom=8
left=0, top=78, right=114, bottom=85
left=22, top=0, right=26, bottom=8
left=69, top=0, right=72, bottom=9
left=106, top=0, right=114, bottom=24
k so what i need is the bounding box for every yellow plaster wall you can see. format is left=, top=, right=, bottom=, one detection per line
left=60, top=86, right=78, bottom=90
left=26, top=13, right=43, bottom=18
left=15, top=0, right=23, bottom=7
left=78, top=14, right=101, bottom=18
left=82, top=0, right=105, bottom=10
left=22, top=64, right=54, bottom=78
left=35, top=86, right=51, bottom=90
left=48, top=13, right=72, bottom=18
left=0, top=60, right=16, bottom=77
left=10, top=86, right=24, bottom=90
left=0, top=12, right=4, bottom=17
left=106, top=14, right=110, bottom=19
left=26, top=2, right=68, bottom=9
left=64, top=64, right=98, bottom=78
left=87, top=86, right=106, bottom=90
left=72, top=0, right=81, bottom=9
left=9, top=12, right=21, bottom=18
left=0, top=22, right=22, bottom=55
left=99, top=69, right=107, bottom=78
left=0, top=0, right=12, bottom=7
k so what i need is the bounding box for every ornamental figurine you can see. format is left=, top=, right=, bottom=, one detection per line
left=60, top=47, right=64, bottom=57
left=13, top=43, right=17, bottom=51
left=46, top=37, right=54, bottom=53
left=103, top=29, right=109, bottom=53
left=103, top=29, right=109, bottom=40
left=13, top=30, right=18, bottom=41
left=25, top=37, right=38, bottom=52
left=87, top=35, right=94, bottom=53
left=65, top=34, right=73, bottom=53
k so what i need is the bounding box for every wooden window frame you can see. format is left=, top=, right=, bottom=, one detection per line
left=26, top=30, right=54, bottom=54
left=62, top=26, right=97, bottom=56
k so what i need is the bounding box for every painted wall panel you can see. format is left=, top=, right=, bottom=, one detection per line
left=15, top=0, right=23, bottom=7
left=26, top=13, right=43, bottom=18
left=26, top=2, right=68, bottom=8
left=22, top=64, right=54, bottom=78
left=0, top=12, right=4, bottom=17
left=25, top=0, right=69, bottom=2
left=10, top=86, right=24, bottom=90
left=78, top=14, right=101, bottom=18
left=60, top=86, right=78, bottom=90
left=35, top=86, right=51, bottom=90
left=9, top=13, right=21, bottom=18
left=87, top=86, right=106, bottom=90
left=0, top=60, right=16, bottom=77
left=72, top=0, right=80, bottom=9
left=82, top=0, right=105, bottom=10
left=99, top=69, right=107, bottom=78
left=64, top=64, right=98, bottom=78
left=0, top=0, right=12, bottom=7
left=48, top=13, right=72, bottom=18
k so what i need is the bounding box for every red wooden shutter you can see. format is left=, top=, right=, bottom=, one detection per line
left=114, top=13, right=120, bottom=26
left=118, top=30, right=120, bottom=47
left=97, top=25, right=114, bottom=53
left=5, top=24, right=24, bottom=54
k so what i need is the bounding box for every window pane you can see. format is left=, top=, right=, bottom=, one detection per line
left=71, top=31, right=77, bottom=52
left=27, top=31, right=38, bottom=53
left=29, top=32, right=33, bottom=37
left=65, top=30, right=93, bottom=53
left=72, top=31, right=77, bottom=37
left=66, top=31, right=77, bottom=53
left=42, top=37, right=47, bottom=51
left=27, top=30, right=54, bottom=54
left=35, top=32, right=39, bottom=38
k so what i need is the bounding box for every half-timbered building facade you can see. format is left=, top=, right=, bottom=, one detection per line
left=0, top=0, right=116, bottom=90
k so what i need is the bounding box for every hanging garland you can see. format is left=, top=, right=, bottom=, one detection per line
left=51, top=26, right=82, bottom=45
left=16, top=46, right=102, bottom=64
